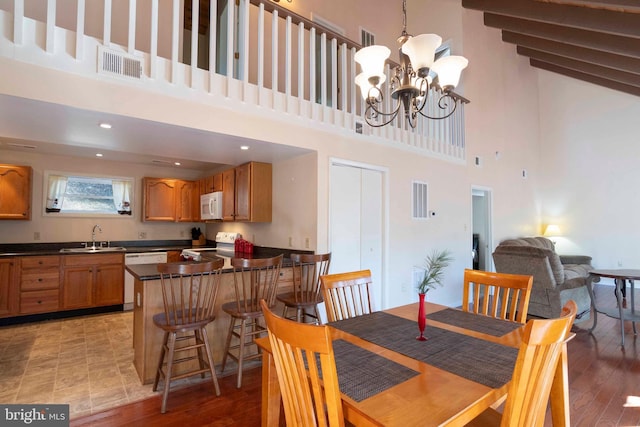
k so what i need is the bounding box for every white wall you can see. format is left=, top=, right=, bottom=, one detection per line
left=538, top=71, right=640, bottom=269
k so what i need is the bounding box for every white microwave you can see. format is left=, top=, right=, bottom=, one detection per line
left=200, top=191, right=223, bottom=220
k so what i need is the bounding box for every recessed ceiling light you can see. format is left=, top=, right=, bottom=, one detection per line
left=99, top=123, right=112, bottom=129
left=174, top=162, right=181, bottom=166
left=96, top=153, right=103, bottom=157
left=240, top=145, right=249, bottom=150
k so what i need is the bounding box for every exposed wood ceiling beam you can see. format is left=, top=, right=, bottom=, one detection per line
left=485, top=14, right=640, bottom=58
left=517, top=47, right=640, bottom=87
left=535, top=0, right=640, bottom=14
left=462, top=0, right=640, bottom=37
left=531, top=59, right=640, bottom=96
left=502, top=32, right=640, bottom=74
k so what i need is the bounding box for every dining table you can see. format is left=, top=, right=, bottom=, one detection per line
left=256, top=301, right=571, bottom=426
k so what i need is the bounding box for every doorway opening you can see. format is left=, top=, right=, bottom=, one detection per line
left=471, top=187, right=493, bottom=272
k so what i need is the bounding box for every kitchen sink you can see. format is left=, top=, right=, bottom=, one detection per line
left=59, top=246, right=127, bottom=253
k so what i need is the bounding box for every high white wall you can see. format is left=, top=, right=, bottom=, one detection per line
left=538, top=71, right=640, bottom=269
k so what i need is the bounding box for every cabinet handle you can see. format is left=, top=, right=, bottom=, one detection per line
left=38, top=261, right=43, bottom=265
left=38, top=278, right=43, bottom=282
left=37, top=300, right=42, bottom=304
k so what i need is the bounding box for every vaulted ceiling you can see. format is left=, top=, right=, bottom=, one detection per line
left=461, top=0, right=640, bottom=97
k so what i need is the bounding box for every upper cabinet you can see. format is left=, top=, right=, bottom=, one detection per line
left=222, top=162, right=272, bottom=222
left=200, top=173, right=223, bottom=195
left=0, top=164, right=32, bottom=220
left=143, top=177, right=199, bottom=222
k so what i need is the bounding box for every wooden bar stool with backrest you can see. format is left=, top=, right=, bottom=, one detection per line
left=462, top=268, right=534, bottom=324
left=220, top=254, right=283, bottom=388
left=466, top=300, right=578, bottom=426
left=320, top=269, right=374, bottom=322
left=276, top=253, right=331, bottom=323
left=260, top=299, right=345, bottom=427
left=152, top=258, right=224, bottom=414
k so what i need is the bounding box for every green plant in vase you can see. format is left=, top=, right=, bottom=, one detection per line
left=416, top=249, right=453, bottom=341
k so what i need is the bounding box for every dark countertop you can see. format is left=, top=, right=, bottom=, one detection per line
left=126, top=249, right=296, bottom=281
left=0, top=240, right=213, bottom=257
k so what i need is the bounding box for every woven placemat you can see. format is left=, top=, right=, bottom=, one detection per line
left=332, top=339, right=419, bottom=402
left=426, top=308, right=522, bottom=336
left=330, top=312, right=517, bottom=389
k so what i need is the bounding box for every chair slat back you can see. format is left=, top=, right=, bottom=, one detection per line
left=320, top=270, right=374, bottom=322
left=291, top=253, right=331, bottom=301
left=156, top=259, right=224, bottom=326
left=261, top=300, right=345, bottom=427
left=462, top=269, right=533, bottom=323
left=501, top=300, right=577, bottom=427
left=231, top=254, right=283, bottom=312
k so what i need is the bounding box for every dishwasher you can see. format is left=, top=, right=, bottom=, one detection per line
left=124, top=252, right=167, bottom=310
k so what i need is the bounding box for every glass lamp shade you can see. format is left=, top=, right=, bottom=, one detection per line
left=431, top=55, right=468, bottom=89
left=355, top=72, right=386, bottom=100
left=543, top=224, right=561, bottom=237
left=401, top=34, right=443, bottom=71
left=354, top=45, right=391, bottom=79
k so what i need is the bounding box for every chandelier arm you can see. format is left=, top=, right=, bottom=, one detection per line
left=417, top=93, right=459, bottom=120
left=364, top=100, right=403, bottom=128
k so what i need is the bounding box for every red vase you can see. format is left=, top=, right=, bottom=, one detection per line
left=417, top=293, right=427, bottom=341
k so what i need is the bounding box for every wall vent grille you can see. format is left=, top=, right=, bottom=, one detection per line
left=98, top=46, right=142, bottom=80
left=412, top=181, right=429, bottom=220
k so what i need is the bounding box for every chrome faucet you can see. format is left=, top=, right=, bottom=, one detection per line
left=92, top=224, right=102, bottom=248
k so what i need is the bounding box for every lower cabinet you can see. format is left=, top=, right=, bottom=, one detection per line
left=62, top=253, right=124, bottom=309
left=0, top=258, right=18, bottom=317
left=19, top=256, right=60, bottom=315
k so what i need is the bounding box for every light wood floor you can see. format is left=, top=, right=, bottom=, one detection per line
left=40, top=284, right=640, bottom=425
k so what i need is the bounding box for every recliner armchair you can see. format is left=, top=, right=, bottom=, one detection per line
left=492, top=237, right=595, bottom=320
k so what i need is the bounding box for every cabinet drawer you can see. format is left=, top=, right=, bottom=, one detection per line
left=63, top=253, right=123, bottom=266
left=21, top=256, right=60, bottom=269
left=277, top=267, right=294, bottom=288
left=20, top=290, right=59, bottom=314
left=21, top=270, right=59, bottom=290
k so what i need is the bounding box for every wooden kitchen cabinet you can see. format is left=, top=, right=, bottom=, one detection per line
left=222, top=162, right=272, bottom=222
left=0, top=164, right=32, bottom=220
left=62, top=253, right=124, bottom=309
left=200, top=173, right=223, bottom=195
left=0, top=258, right=19, bottom=317
left=143, top=177, right=199, bottom=222
left=176, top=180, right=199, bottom=222
left=19, top=255, right=60, bottom=314
left=143, top=178, right=176, bottom=221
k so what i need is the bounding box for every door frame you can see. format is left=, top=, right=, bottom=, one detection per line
left=328, top=157, right=389, bottom=308
left=471, top=186, right=494, bottom=272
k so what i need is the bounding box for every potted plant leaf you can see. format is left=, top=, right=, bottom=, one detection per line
left=416, top=249, right=453, bottom=340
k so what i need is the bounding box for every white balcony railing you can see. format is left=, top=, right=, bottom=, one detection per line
left=0, top=0, right=467, bottom=161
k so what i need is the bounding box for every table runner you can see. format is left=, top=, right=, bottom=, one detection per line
left=330, top=311, right=518, bottom=389
left=426, top=308, right=522, bottom=336
left=332, top=339, right=419, bottom=402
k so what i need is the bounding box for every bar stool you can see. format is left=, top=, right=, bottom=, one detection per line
left=276, top=253, right=331, bottom=323
left=152, top=258, right=224, bottom=413
left=220, top=254, right=283, bottom=388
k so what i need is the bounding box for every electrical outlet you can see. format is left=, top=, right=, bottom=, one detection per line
left=34, top=232, right=40, bottom=241
left=180, top=230, right=185, bottom=237
left=138, top=231, right=147, bottom=239
left=305, top=237, right=310, bottom=249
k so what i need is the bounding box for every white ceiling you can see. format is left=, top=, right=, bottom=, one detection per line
left=0, top=94, right=311, bottom=172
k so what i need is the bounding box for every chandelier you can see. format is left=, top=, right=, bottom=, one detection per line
left=354, top=0, right=468, bottom=128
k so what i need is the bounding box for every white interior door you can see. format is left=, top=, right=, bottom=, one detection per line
left=329, top=162, right=384, bottom=310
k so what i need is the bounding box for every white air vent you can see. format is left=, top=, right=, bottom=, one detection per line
left=412, top=181, right=429, bottom=220
left=98, top=46, right=143, bottom=80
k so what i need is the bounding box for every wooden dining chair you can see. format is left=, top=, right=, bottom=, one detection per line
left=462, top=269, right=534, bottom=323
left=152, top=258, right=224, bottom=414
left=260, top=299, right=345, bottom=427
left=220, top=254, right=283, bottom=388
left=276, top=252, right=331, bottom=323
left=320, top=269, right=374, bottom=322
left=466, top=300, right=577, bottom=427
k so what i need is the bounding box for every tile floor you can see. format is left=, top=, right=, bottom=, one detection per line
left=0, top=311, right=158, bottom=419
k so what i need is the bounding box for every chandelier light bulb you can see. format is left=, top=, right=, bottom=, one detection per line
left=431, top=56, right=469, bottom=90
left=401, top=34, right=443, bottom=74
